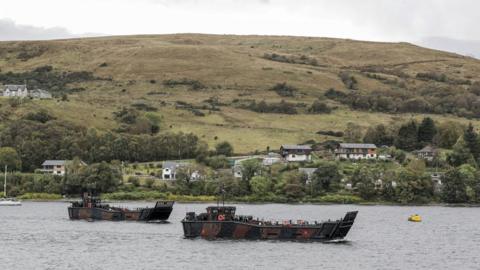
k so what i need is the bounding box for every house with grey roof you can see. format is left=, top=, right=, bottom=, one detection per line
left=2, top=85, right=29, bottom=98
left=415, top=145, right=437, bottom=161
left=162, top=161, right=202, bottom=181
left=335, top=143, right=377, bottom=160
left=280, top=145, right=312, bottom=162
left=1, top=84, right=52, bottom=99
left=40, top=160, right=87, bottom=175
left=162, top=161, right=186, bottom=180
left=29, top=89, right=52, bottom=99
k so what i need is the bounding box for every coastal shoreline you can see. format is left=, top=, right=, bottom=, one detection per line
left=16, top=198, right=480, bottom=207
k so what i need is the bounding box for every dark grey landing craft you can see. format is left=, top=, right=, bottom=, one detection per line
left=68, top=194, right=174, bottom=222
left=182, top=206, right=358, bottom=241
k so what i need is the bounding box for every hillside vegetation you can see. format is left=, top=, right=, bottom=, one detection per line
left=1, top=34, right=480, bottom=152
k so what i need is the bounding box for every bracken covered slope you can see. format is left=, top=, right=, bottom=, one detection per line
left=0, top=34, right=479, bottom=152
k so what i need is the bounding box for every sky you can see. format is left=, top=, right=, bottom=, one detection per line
left=0, top=0, right=479, bottom=57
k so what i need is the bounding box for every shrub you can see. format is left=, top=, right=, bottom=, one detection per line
left=309, top=194, right=362, bottom=204
left=316, top=130, right=344, bottom=137
left=128, top=176, right=140, bottom=187
left=215, top=141, right=234, bottom=156
left=339, top=72, right=358, bottom=90
left=244, top=100, right=297, bottom=114
left=308, top=100, right=332, bottom=114
left=18, top=193, right=62, bottom=200
left=270, top=82, right=297, bottom=97
left=24, top=110, right=56, bottom=123
left=416, top=72, right=447, bottom=82
left=163, top=78, right=206, bottom=90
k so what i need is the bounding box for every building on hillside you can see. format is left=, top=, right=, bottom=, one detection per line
left=415, top=145, right=437, bottom=161
left=2, top=85, right=29, bottom=97
left=335, top=143, right=377, bottom=160
left=262, top=152, right=282, bottom=166
left=161, top=161, right=202, bottom=181
left=233, top=164, right=243, bottom=178
left=298, top=167, right=317, bottom=183
left=29, top=89, right=52, bottom=99
left=40, top=160, right=87, bottom=175
left=280, top=145, right=312, bottom=162
left=162, top=161, right=187, bottom=180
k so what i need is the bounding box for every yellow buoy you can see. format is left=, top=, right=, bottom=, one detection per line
left=408, top=214, right=422, bottom=222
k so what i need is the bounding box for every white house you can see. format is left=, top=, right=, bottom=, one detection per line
left=3, top=85, right=29, bottom=97
left=40, top=160, right=87, bottom=175
left=415, top=145, right=437, bottom=161
left=335, top=143, right=377, bottom=160
left=280, top=145, right=312, bottom=162
left=29, top=89, right=52, bottom=99
left=162, top=161, right=186, bottom=180
left=162, top=161, right=201, bottom=181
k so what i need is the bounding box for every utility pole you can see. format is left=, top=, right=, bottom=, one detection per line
left=4, top=165, right=7, bottom=198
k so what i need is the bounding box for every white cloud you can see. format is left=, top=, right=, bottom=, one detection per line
left=0, top=18, right=73, bottom=41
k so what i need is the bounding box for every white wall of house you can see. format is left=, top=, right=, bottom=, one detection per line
left=162, top=168, right=174, bottom=180
left=285, top=154, right=311, bottom=162
left=43, top=165, right=66, bottom=175
left=336, top=153, right=377, bottom=160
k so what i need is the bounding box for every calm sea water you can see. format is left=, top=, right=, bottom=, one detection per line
left=1, top=202, right=479, bottom=270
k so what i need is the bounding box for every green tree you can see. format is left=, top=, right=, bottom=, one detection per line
left=240, top=159, right=262, bottom=184
left=395, top=168, right=433, bottom=204
left=215, top=141, right=234, bottom=156
left=250, top=176, right=272, bottom=196
left=441, top=168, right=468, bottom=203
left=434, top=121, right=462, bottom=149
left=417, top=117, right=437, bottom=144
left=215, top=172, right=247, bottom=197
left=463, top=123, right=480, bottom=160
left=406, top=159, right=426, bottom=176
left=363, top=124, right=393, bottom=146
left=395, top=120, right=418, bottom=151
left=311, top=162, right=342, bottom=194
left=0, top=147, right=22, bottom=171
left=205, top=155, right=230, bottom=169
left=447, top=138, right=476, bottom=167
left=79, top=162, right=122, bottom=194
left=277, top=171, right=305, bottom=199
left=350, top=166, right=377, bottom=200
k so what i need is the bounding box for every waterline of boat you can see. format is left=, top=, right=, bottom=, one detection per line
left=0, top=199, right=22, bottom=206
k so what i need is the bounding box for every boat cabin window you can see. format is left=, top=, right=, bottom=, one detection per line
left=206, top=206, right=236, bottom=220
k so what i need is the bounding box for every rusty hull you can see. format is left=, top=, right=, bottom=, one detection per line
left=182, top=211, right=358, bottom=241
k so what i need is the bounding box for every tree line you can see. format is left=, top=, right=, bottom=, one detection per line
left=0, top=117, right=205, bottom=172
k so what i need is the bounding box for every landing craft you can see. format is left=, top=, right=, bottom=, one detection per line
left=68, top=193, right=174, bottom=222
left=182, top=205, right=358, bottom=241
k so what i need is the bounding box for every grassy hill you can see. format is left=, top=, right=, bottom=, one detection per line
left=1, top=34, right=480, bottom=153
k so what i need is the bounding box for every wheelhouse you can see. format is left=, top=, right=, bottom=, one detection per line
left=206, top=206, right=236, bottom=221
